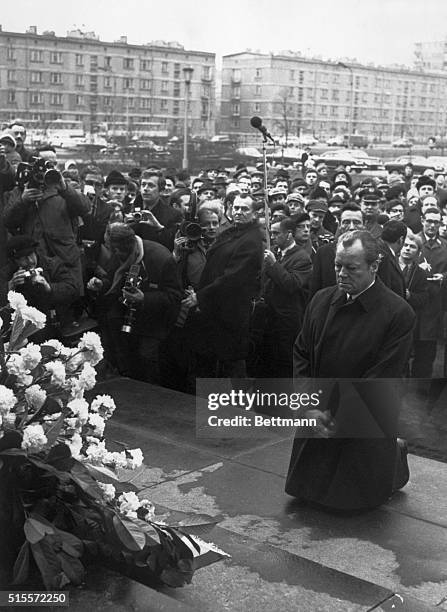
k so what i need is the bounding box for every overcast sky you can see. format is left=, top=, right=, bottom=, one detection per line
left=2, top=0, right=447, bottom=67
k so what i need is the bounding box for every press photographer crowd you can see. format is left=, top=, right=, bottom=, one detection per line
left=0, top=120, right=446, bottom=392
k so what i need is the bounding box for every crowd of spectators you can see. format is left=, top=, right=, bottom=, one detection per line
left=1, top=121, right=447, bottom=390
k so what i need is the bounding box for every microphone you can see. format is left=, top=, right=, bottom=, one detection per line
left=250, top=116, right=275, bottom=143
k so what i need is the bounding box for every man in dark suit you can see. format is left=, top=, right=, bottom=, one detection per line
left=377, top=220, right=407, bottom=299
left=261, top=217, right=312, bottom=377
left=286, top=230, right=415, bottom=512
left=185, top=194, right=263, bottom=377
left=310, top=203, right=364, bottom=296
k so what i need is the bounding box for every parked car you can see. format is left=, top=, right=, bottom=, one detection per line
left=326, top=135, right=345, bottom=147
left=384, top=155, right=435, bottom=175
left=391, top=137, right=413, bottom=148
left=426, top=156, right=447, bottom=172
left=314, top=149, right=368, bottom=172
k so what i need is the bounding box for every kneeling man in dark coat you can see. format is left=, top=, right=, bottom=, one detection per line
left=285, top=230, right=416, bottom=512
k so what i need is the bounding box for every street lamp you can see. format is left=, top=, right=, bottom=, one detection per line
left=182, top=66, right=194, bottom=170
left=338, top=62, right=354, bottom=148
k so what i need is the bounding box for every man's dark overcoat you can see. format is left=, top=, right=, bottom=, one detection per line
left=286, top=278, right=416, bottom=510
left=197, top=220, right=263, bottom=361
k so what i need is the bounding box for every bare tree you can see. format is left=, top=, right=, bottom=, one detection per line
left=274, top=88, right=294, bottom=146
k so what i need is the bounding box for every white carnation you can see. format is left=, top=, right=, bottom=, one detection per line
left=19, top=343, right=41, bottom=370
left=45, top=360, right=66, bottom=386
left=21, top=423, right=47, bottom=453
left=41, top=339, right=65, bottom=356
left=126, top=448, right=144, bottom=470
left=0, top=385, right=17, bottom=415
left=117, top=491, right=140, bottom=515
left=24, top=385, right=47, bottom=410
left=21, top=305, right=46, bottom=329
left=85, top=439, right=108, bottom=463
left=79, top=362, right=96, bottom=390
left=98, top=482, right=116, bottom=503
left=90, top=395, right=116, bottom=419
left=78, top=332, right=104, bottom=366
left=66, top=432, right=83, bottom=459
left=88, top=412, right=105, bottom=437
left=8, top=291, right=27, bottom=311
left=105, top=450, right=128, bottom=469
left=67, top=398, right=89, bottom=425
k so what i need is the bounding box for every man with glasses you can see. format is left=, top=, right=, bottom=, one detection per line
left=413, top=207, right=447, bottom=377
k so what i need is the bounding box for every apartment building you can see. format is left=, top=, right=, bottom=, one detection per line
left=0, top=26, right=216, bottom=138
left=221, top=51, right=447, bottom=142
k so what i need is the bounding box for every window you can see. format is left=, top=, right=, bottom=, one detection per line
left=50, top=73, right=62, bottom=85
left=103, top=97, right=112, bottom=107
left=75, top=54, right=84, bottom=67
left=321, top=89, right=328, bottom=100
left=255, top=85, right=261, bottom=96
left=290, top=70, right=295, bottom=81
left=140, top=79, right=151, bottom=90
left=30, top=49, right=43, bottom=63
left=173, top=85, right=180, bottom=97
left=299, top=71, right=304, bottom=84
left=7, top=48, right=16, bottom=61
left=7, top=70, right=16, bottom=82
left=75, top=74, right=84, bottom=87
left=174, top=63, right=180, bottom=79
left=30, top=71, right=43, bottom=83
left=232, top=68, right=241, bottom=82
left=232, top=103, right=240, bottom=115
left=90, top=76, right=98, bottom=92
left=289, top=87, right=294, bottom=96
left=50, top=93, right=63, bottom=106
left=76, top=95, right=84, bottom=106
left=161, top=81, right=169, bottom=94
left=232, top=85, right=240, bottom=98
left=162, top=61, right=169, bottom=74
left=50, top=51, right=63, bottom=64
left=173, top=100, right=180, bottom=115
left=123, top=57, right=134, bottom=70
left=104, top=56, right=112, bottom=68
left=30, top=92, right=44, bottom=105
left=160, top=99, right=168, bottom=110
left=7, top=90, right=16, bottom=104
left=332, top=90, right=339, bottom=101
left=90, top=55, right=98, bottom=69
left=232, top=118, right=240, bottom=128
left=124, top=78, right=134, bottom=90
left=140, top=59, right=152, bottom=71
left=201, top=99, right=209, bottom=116
left=140, top=98, right=151, bottom=110
left=254, top=102, right=261, bottom=113
left=104, top=76, right=111, bottom=88
left=203, top=66, right=211, bottom=80
left=255, top=68, right=262, bottom=79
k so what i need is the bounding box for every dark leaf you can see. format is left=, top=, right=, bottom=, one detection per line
left=46, top=442, right=74, bottom=472
left=42, top=396, right=63, bottom=415
left=57, top=530, right=83, bottom=558
left=44, top=416, right=66, bottom=451
left=40, top=345, right=58, bottom=360
left=24, top=517, right=54, bottom=544
left=70, top=462, right=105, bottom=501
left=0, top=433, right=24, bottom=453
left=12, top=541, right=30, bottom=585
left=112, top=514, right=145, bottom=552
left=59, top=551, right=85, bottom=585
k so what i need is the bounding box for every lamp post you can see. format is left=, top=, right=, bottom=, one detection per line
left=182, top=66, right=194, bottom=170
left=338, top=62, right=354, bottom=148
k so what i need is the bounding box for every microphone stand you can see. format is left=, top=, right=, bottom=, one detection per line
left=260, top=134, right=271, bottom=250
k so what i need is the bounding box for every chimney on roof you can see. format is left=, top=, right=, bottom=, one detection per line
left=27, top=26, right=37, bottom=34
left=120, top=35, right=127, bottom=44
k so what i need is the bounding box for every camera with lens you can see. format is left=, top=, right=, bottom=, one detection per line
left=16, top=157, right=62, bottom=190
left=22, top=267, right=43, bottom=279
left=121, top=264, right=142, bottom=334
left=178, top=220, right=203, bottom=250
left=125, top=208, right=151, bottom=223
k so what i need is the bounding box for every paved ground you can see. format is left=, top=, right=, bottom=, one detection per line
left=55, top=377, right=447, bottom=612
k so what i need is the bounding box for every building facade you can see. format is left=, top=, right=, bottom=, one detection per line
left=0, top=26, right=216, bottom=138
left=221, top=51, right=447, bottom=143
left=414, top=40, right=447, bottom=72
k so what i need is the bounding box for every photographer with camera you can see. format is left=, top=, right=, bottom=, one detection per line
left=127, top=170, right=182, bottom=251
left=0, top=235, right=79, bottom=340
left=87, top=223, right=182, bottom=384
left=3, top=147, right=91, bottom=297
